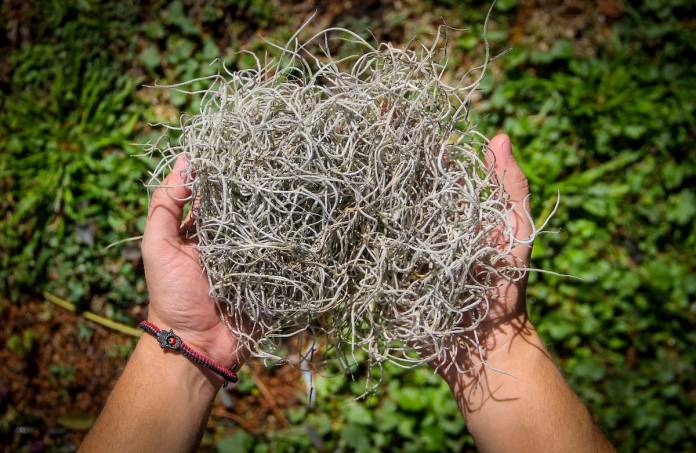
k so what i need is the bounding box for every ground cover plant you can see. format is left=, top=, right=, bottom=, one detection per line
left=1, top=0, right=695, bottom=451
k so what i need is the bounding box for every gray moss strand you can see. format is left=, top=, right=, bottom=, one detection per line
left=146, top=27, right=533, bottom=384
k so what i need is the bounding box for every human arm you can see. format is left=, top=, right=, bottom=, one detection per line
left=81, top=156, right=243, bottom=453
left=446, top=318, right=613, bottom=452
left=440, top=134, right=614, bottom=452
left=79, top=335, right=222, bottom=453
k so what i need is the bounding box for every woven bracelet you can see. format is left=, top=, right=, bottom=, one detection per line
left=138, top=320, right=238, bottom=385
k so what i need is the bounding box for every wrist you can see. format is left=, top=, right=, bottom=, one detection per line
left=135, top=333, right=225, bottom=393
left=441, top=315, right=540, bottom=390
left=146, top=313, right=240, bottom=370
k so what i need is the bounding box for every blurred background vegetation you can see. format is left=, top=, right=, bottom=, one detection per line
left=1, top=0, right=694, bottom=451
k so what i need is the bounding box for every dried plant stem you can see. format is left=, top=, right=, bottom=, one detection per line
left=146, top=23, right=539, bottom=387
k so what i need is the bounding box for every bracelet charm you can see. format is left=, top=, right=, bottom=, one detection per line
left=157, top=329, right=182, bottom=350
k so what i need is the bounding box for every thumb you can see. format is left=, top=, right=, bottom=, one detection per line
left=144, top=156, right=192, bottom=242
left=486, top=134, right=533, bottom=250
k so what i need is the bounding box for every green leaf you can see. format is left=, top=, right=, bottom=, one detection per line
left=375, top=400, right=400, bottom=432
left=667, top=190, right=696, bottom=225
left=394, top=387, right=428, bottom=412
left=138, top=45, right=161, bottom=71
left=58, top=412, right=96, bottom=431
left=218, top=430, right=253, bottom=453
left=343, top=401, right=373, bottom=425
left=340, top=424, right=371, bottom=451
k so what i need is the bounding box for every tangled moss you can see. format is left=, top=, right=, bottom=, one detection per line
left=149, top=24, right=538, bottom=386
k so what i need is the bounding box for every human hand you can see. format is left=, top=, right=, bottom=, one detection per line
left=141, top=156, right=242, bottom=370
left=435, top=133, right=534, bottom=380
left=481, top=133, right=533, bottom=330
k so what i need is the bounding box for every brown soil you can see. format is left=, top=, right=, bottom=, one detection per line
left=0, top=299, right=303, bottom=452
left=511, top=0, right=623, bottom=57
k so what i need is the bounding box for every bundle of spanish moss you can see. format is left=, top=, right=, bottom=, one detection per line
left=148, top=25, right=531, bottom=380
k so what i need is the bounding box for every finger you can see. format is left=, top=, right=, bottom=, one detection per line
left=486, top=134, right=533, bottom=248
left=145, top=155, right=192, bottom=241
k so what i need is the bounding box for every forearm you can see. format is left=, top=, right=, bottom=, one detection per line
left=81, top=336, right=221, bottom=453
left=446, top=319, right=613, bottom=452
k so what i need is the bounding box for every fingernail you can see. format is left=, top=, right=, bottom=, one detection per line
left=501, top=135, right=512, bottom=157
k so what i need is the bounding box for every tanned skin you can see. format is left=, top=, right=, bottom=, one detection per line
left=81, top=135, right=614, bottom=453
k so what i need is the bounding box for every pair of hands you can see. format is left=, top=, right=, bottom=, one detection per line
left=92, top=134, right=612, bottom=453
left=141, top=133, right=532, bottom=377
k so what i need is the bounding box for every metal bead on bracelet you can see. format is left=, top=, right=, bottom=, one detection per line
left=138, top=320, right=238, bottom=385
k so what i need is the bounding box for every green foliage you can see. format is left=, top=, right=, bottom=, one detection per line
left=2, top=1, right=695, bottom=451
left=0, top=2, right=151, bottom=308
left=471, top=2, right=696, bottom=451
left=245, top=364, right=468, bottom=452
left=218, top=429, right=254, bottom=452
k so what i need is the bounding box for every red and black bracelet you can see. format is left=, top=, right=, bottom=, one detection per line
left=138, top=320, right=238, bottom=385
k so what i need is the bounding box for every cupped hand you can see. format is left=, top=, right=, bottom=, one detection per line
left=433, top=133, right=534, bottom=378
left=141, top=156, right=241, bottom=369
left=482, top=133, right=533, bottom=329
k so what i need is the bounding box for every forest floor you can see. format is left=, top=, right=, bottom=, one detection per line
left=1, top=298, right=303, bottom=450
